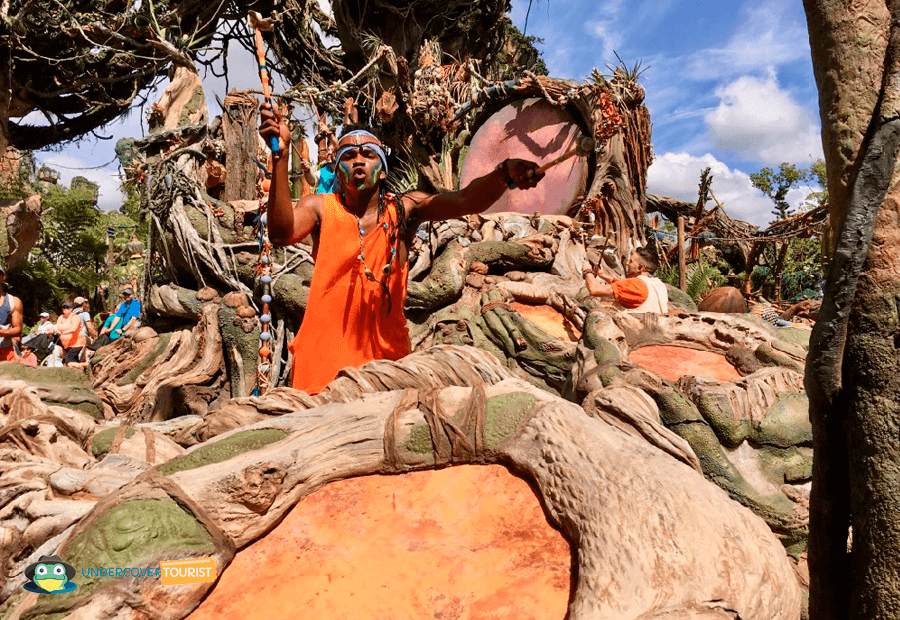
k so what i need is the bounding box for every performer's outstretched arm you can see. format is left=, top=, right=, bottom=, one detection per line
left=406, top=159, right=544, bottom=225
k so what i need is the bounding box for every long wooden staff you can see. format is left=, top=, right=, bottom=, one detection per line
left=248, top=11, right=280, bottom=155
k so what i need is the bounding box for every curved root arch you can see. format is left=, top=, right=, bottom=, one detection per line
left=37, top=364, right=800, bottom=620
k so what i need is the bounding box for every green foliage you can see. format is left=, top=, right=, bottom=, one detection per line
left=685, top=260, right=726, bottom=303
left=119, top=187, right=150, bottom=241
left=802, top=158, right=828, bottom=210
left=750, top=238, right=823, bottom=301
left=780, top=238, right=823, bottom=300
left=750, top=162, right=814, bottom=222
left=387, top=155, right=420, bottom=195
left=497, top=21, right=548, bottom=78
left=656, top=259, right=725, bottom=303
left=750, top=161, right=826, bottom=300
left=4, top=172, right=144, bottom=320
left=39, top=182, right=107, bottom=287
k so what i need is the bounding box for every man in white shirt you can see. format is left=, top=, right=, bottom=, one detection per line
left=582, top=249, right=669, bottom=314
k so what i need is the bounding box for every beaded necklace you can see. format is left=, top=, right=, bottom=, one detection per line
left=343, top=190, right=398, bottom=282
left=342, top=189, right=399, bottom=312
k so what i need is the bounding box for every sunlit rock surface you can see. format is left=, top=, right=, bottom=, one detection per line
left=187, top=465, right=571, bottom=620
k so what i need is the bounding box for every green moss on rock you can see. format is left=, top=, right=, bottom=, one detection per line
left=758, top=446, right=813, bottom=485
left=671, top=420, right=797, bottom=530
left=0, top=591, right=27, bottom=620
left=272, top=271, right=311, bottom=319
left=218, top=305, right=260, bottom=398
left=0, top=362, right=103, bottom=418
left=23, top=498, right=213, bottom=620
left=652, top=389, right=703, bottom=425
left=159, top=428, right=289, bottom=475
left=179, top=86, right=206, bottom=126
left=484, top=392, right=536, bottom=450
left=773, top=327, right=811, bottom=350
left=755, top=343, right=804, bottom=373
left=696, top=392, right=750, bottom=448
left=756, top=392, right=813, bottom=448
left=405, top=423, right=433, bottom=455
left=184, top=205, right=211, bottom=242
left=666, top=284, right=697, bottom=312
left=91, top=427, right=136, bottom=458
left=596, top=365, right=622, bottom=387
left=0, top=361, right=89, bottom=386
left=403, top=391, right=538, bottom=457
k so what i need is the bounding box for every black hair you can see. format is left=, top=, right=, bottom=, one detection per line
left=635, top=247, right=659, bottom=273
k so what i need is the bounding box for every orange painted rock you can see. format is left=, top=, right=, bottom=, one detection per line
left=510, top=302, right=581, bottom=342
left=629, top=345, right=742, bottom=382
left=698, top=286, right=749, bottom=314
left=187, top=465, right=571, bottom=620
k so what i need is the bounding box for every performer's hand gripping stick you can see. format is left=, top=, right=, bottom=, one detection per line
left=248, top=11, right=281, bottom=155
left=509, top=136, right=595, bottom=189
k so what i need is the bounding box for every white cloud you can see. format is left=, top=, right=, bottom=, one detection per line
left=646, top=151, right=816, bottom=227
left=684, top=0, right=809, bottom=81
left=704, top=70, right=823, bottom=164
left=585, top=0, right=627, bottom=67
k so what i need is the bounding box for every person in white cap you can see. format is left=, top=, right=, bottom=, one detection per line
left=20, top=311, right=53, bottom=346
left=22, top=312, right=53, bottom=340
left=20, top=311, right=57, bottom=363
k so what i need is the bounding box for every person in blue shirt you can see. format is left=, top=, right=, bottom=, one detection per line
left=112, top=287, right=141, bottom=336
left=314, top=108, right=340, bottom=195
left=317, top=161, right=337, bottom=194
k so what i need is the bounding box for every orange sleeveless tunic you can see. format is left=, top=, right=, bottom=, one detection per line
left=288, top=193, right=410, bottom=394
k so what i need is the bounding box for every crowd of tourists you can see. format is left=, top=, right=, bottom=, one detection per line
left=0, top=262, right=142, bottom=370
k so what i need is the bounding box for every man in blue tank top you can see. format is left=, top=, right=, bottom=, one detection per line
left=0, top=262, right=24, bottom=362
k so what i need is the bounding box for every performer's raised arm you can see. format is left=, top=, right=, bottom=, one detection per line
left=259, top=102, right=322, bottom=246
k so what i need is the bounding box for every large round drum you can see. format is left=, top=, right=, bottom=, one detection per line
left=459, top=97, right=590, bottom=215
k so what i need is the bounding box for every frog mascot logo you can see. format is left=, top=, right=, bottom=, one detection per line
left=23, top=555, right=78, bottom=594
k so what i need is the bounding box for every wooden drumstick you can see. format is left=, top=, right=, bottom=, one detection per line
left=535, top=136, right=595, bottom=175
left=509, top=136, right=595, bottom=189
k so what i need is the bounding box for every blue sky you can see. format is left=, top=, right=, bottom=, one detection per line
left=32, top=0, right=822, bottom=227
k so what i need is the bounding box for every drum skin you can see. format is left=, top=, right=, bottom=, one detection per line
left=697, top=287, right=749, bottom=314
left=459, top=97, right=589, bottom=215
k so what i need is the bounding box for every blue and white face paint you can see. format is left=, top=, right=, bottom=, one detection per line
left=335, top=130, right=389, bottom=192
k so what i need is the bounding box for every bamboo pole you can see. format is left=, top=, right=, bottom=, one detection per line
left=677, top=216, right=686, bottom=291
left=107, top=231, right=116, bottom=311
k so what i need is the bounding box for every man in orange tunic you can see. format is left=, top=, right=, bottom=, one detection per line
left=260, top=105, right=545, bottom=394
left=581, top=249, right=669, bottom=313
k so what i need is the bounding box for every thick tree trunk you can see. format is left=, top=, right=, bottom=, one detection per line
left=803, top=2, right=900, bottom=618
left=222, top=91, right=263, bottom=202
left=845, top=196, right=900, bottom=616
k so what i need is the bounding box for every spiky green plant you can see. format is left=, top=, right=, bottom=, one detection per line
left=685, top=260, right=726, bottom=303
left=606, top=52, right=648, bottom=81
left=387, top=158, right=419, bottom=195
left=655, top=259, right=725, bottom=303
